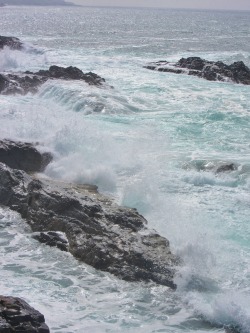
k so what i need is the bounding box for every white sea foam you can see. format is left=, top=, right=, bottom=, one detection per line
left=0, top=46, right=48, bottom=72
left=1, top=6, right=250, bottom=333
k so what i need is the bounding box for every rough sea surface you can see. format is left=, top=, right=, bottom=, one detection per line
left=0, top=6, right=250, bottom=333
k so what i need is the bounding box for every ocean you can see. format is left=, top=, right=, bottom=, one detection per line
left=0, top=5, right=250, bottom=333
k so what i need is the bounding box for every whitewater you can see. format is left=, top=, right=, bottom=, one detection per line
left=0, top=5, right=250, bottom=333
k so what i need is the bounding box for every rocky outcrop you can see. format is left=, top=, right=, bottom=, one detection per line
left=0, top=36, right=23, bottom=50
left=0, top=66, right=106, bottom=95
left=0, top=140, right=52, bottom=173
left=0, top=161, right=178, bottom=288
left=30, top=65, right=105, bottom=86
left=144, top=57, right=250, bottom=85
left=0, top=35, right=107, bottom=94
left=0, top=295, right=50, bottom=332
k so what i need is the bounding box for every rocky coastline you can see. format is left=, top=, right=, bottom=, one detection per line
left=144, top=57, right=250, bottom=85
left=0, top=65, right=107, bottom=95
left=0, top=139, right=179, bottom=289
left=0, top=138, right=179, bottom=332
left=0, top=35, right=243, bottom=333
left=0, top=35, right=107, bottom=95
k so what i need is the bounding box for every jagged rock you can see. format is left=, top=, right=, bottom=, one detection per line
left=0, top=66, right=106, bottom=95
left=0, top=36, right=23, bottom=50
left=0, top=162, right=178, bottom=288
left=0, top=35, right=107, bottom=94
left=0, top=295, right=50, bottom=333
left=144, top=57, right=250, bottom=85
left=0, top=140, right=52, bottom=173
left=31, top=66, right=105, bottom=86
left=32, top=231, right=69, bottom=252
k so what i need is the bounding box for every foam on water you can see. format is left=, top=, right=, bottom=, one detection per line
left=0, top=45, right=48, bottom=72
left=1, top=6, right=250, bottom=333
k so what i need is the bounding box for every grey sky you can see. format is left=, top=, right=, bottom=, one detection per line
left=72, top=0, right=250, bottom=10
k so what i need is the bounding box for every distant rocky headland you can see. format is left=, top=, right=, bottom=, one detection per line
left=144, top=57, right=250, bottom=85
left=1, top=0, right=76, bottom=6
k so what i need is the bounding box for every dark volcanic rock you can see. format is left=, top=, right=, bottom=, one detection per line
left=0, top=140, right=52, bottom=173
left=144, top=57, right=250, bottom=85
left=32, top=231, right=69, bottom=252
left=0, top=162, right=178, bottom=288
left=0, top=36, right=23, bottom=50
left=0, top=66, right=106, bottom=95
left=0, top=295, right=50, bottom=333
left=32, top=66, right=105, bottom=86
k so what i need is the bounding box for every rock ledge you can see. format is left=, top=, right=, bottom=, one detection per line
left=144, top=57, right=250, bottom=85
left=0, top=140, right=178, bottom=288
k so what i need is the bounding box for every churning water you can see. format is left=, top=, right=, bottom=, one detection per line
left=0, top=6, right=250, bottom=333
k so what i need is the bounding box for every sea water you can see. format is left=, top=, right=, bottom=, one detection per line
left=0, top=6, right=250, bottom=333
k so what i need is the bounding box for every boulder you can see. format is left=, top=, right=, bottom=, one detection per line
left=0, top=162, right=178, bottom=288
left=0, top=295, right=50, bottom=333
left=0, top=36, right=23, bottom=50
left=0, top=140, right=52, bottom=173
left=144, top=57, right=250, bottom=85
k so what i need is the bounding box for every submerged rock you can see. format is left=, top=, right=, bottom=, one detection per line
left=215, top=163, right=237, bottom=173
left=0, top=66, right=106, bottom=95
left=0, top=35, right=23, bottom=50
left=0, top=295, right=50, bottom=333
left=144, top=57, right=250, bottom=85
left=0, top=140, right=52, bottom=173
left=0, top=162, right=178, bottom=288
left=183, top=160, right=238, bottom=174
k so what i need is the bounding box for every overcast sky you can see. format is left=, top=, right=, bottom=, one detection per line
left=72, top=0, right=250, bottom=11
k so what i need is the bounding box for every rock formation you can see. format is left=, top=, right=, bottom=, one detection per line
left=0, top=140, right=178, bottom=289
left=0, top=140, right=52, bottom=173
left=0, top=295, right=50, bottom=333
left=0, top=66, right=106, bottom=95
left=0, top=36, right=23, bottom=50
left=0, top=35, right=107, bottom=95
left=144, top=57, right=250, bottom=85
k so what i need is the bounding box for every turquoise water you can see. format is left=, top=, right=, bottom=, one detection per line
left=0, top=6, right=250, bottom=333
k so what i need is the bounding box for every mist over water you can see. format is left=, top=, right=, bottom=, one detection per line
left=0, top=6, right=250, bottom=333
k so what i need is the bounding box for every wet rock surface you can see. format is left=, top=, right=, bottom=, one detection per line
left=0, top=66, right=106, bottom=95
left=30, top=65, right=105, bottom=85
left=144, top=57, right=250, bottom=85
left=32, top=231, right=69, bottom=252
left=0, top=36, right=23, bottom=50
left=0, top=36, right=107, bottom=95
left=0, top=295, right=50, bottom=333
left=0, top=140, right=52, bottom=173
left=183, top=160, right=238, bottom=174
left=0, top=161, right=178, bottom=288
